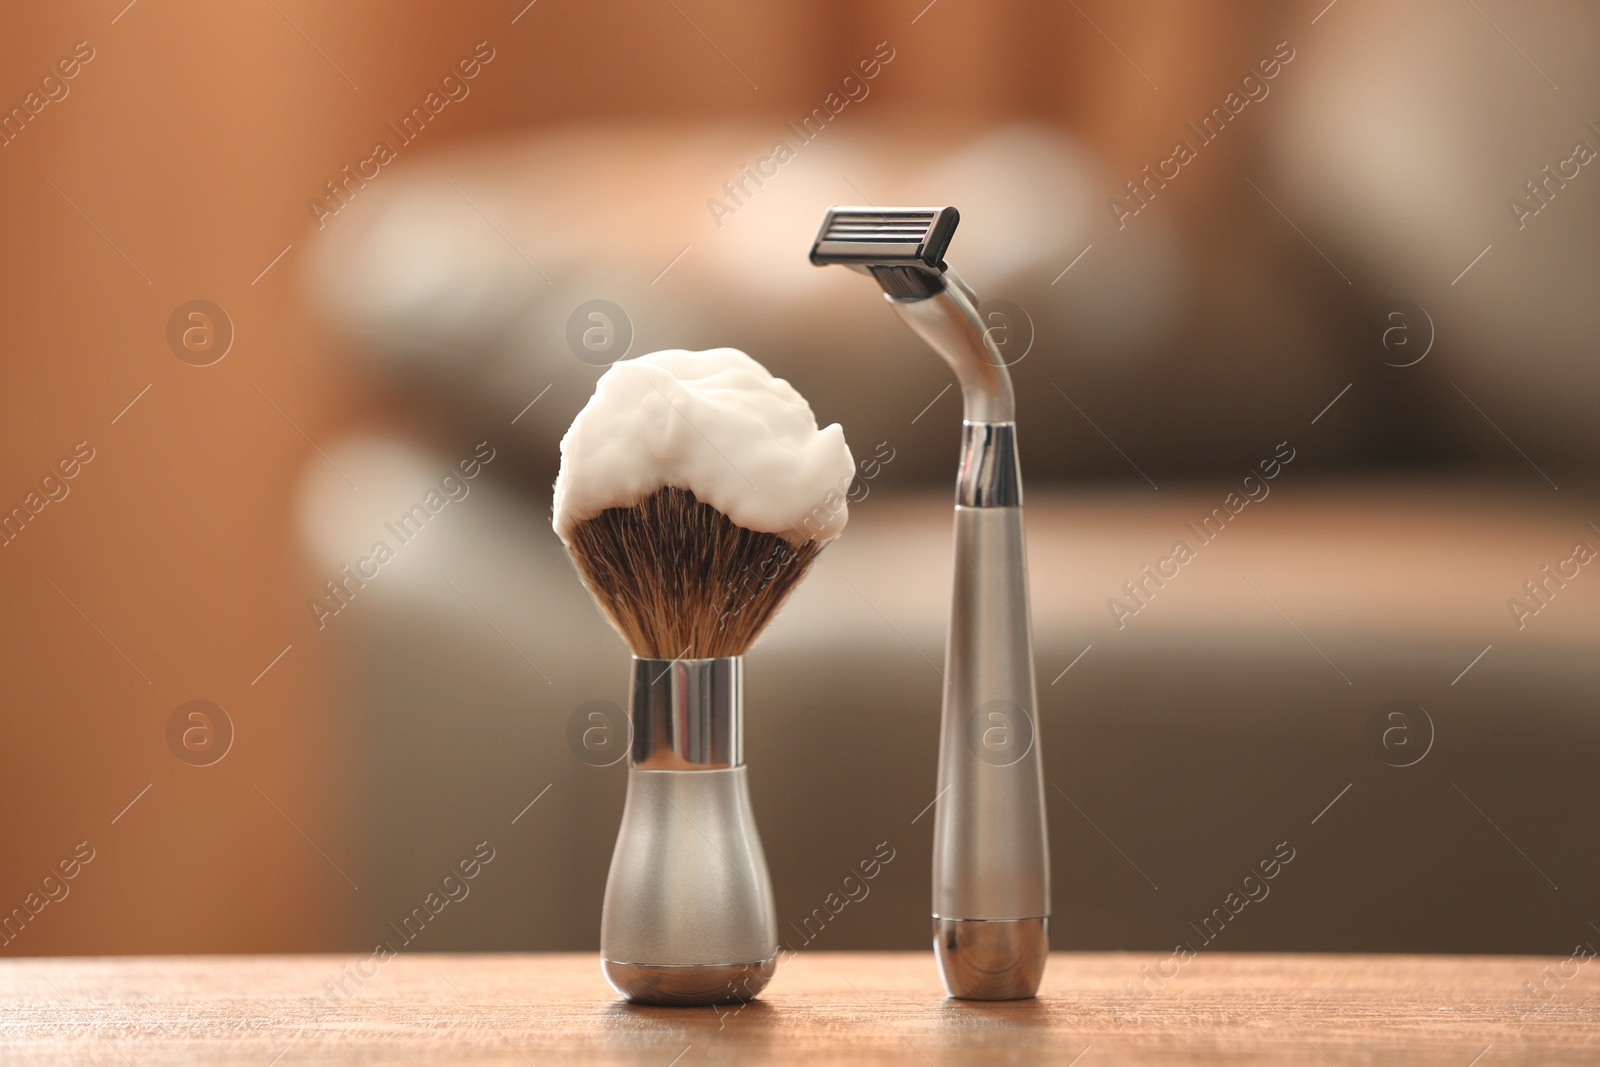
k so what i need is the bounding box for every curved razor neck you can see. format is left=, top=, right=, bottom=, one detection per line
left=885, top=269, right=1015, bottom=423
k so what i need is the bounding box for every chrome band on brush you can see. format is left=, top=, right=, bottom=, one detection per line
left=629, top=657, right=742, bottom=769
left=933, top=918, right=1048, bottom=1000
left=957, top=422, right=1021, bottom=508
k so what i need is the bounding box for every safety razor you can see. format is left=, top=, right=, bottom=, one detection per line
left=810, top=206, right=1050, bottom=999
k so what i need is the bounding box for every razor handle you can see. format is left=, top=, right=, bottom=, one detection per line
left=932, top=478, right=1051, bottom=999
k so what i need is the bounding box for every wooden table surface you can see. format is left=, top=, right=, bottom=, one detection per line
left=3, top=951, right=1597, bottom=1065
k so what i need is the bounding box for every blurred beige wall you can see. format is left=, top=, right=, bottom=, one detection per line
left=3, top=0, right=1595, bottom=956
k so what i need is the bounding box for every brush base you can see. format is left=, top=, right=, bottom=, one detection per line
left=934, top=917, right=1048, bottom=1000
left=603, top=957, right=777, bottom=1006
left=600, top=765, right=778, bottom=997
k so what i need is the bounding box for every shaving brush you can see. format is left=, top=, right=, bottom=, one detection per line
left=555, top=348, right=852, bottom=1006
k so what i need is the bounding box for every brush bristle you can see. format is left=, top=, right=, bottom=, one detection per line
left=565, top=486, right=825, bottom=658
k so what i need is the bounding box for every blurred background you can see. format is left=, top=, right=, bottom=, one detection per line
left=2, top=0, right=1597, bottom=963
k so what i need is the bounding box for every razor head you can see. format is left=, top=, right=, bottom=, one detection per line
left=810, top=206, right=959, bottom=299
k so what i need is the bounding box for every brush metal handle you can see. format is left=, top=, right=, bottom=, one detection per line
left=600, top=657, right=778, bottom=1005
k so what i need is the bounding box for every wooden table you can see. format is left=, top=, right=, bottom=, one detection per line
left=4, top=952, right=1596, bottom=1064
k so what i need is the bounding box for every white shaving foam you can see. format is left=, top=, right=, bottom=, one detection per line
left=553, top=348, right=855, bottom=545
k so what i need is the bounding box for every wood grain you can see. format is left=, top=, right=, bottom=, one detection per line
left=3, top=951, right=1597, bottom=1065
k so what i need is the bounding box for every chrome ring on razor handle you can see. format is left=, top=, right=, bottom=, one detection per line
left=811, top=207, right=1050, bottom=999
left=600, top=657, right=779, bottom=1005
